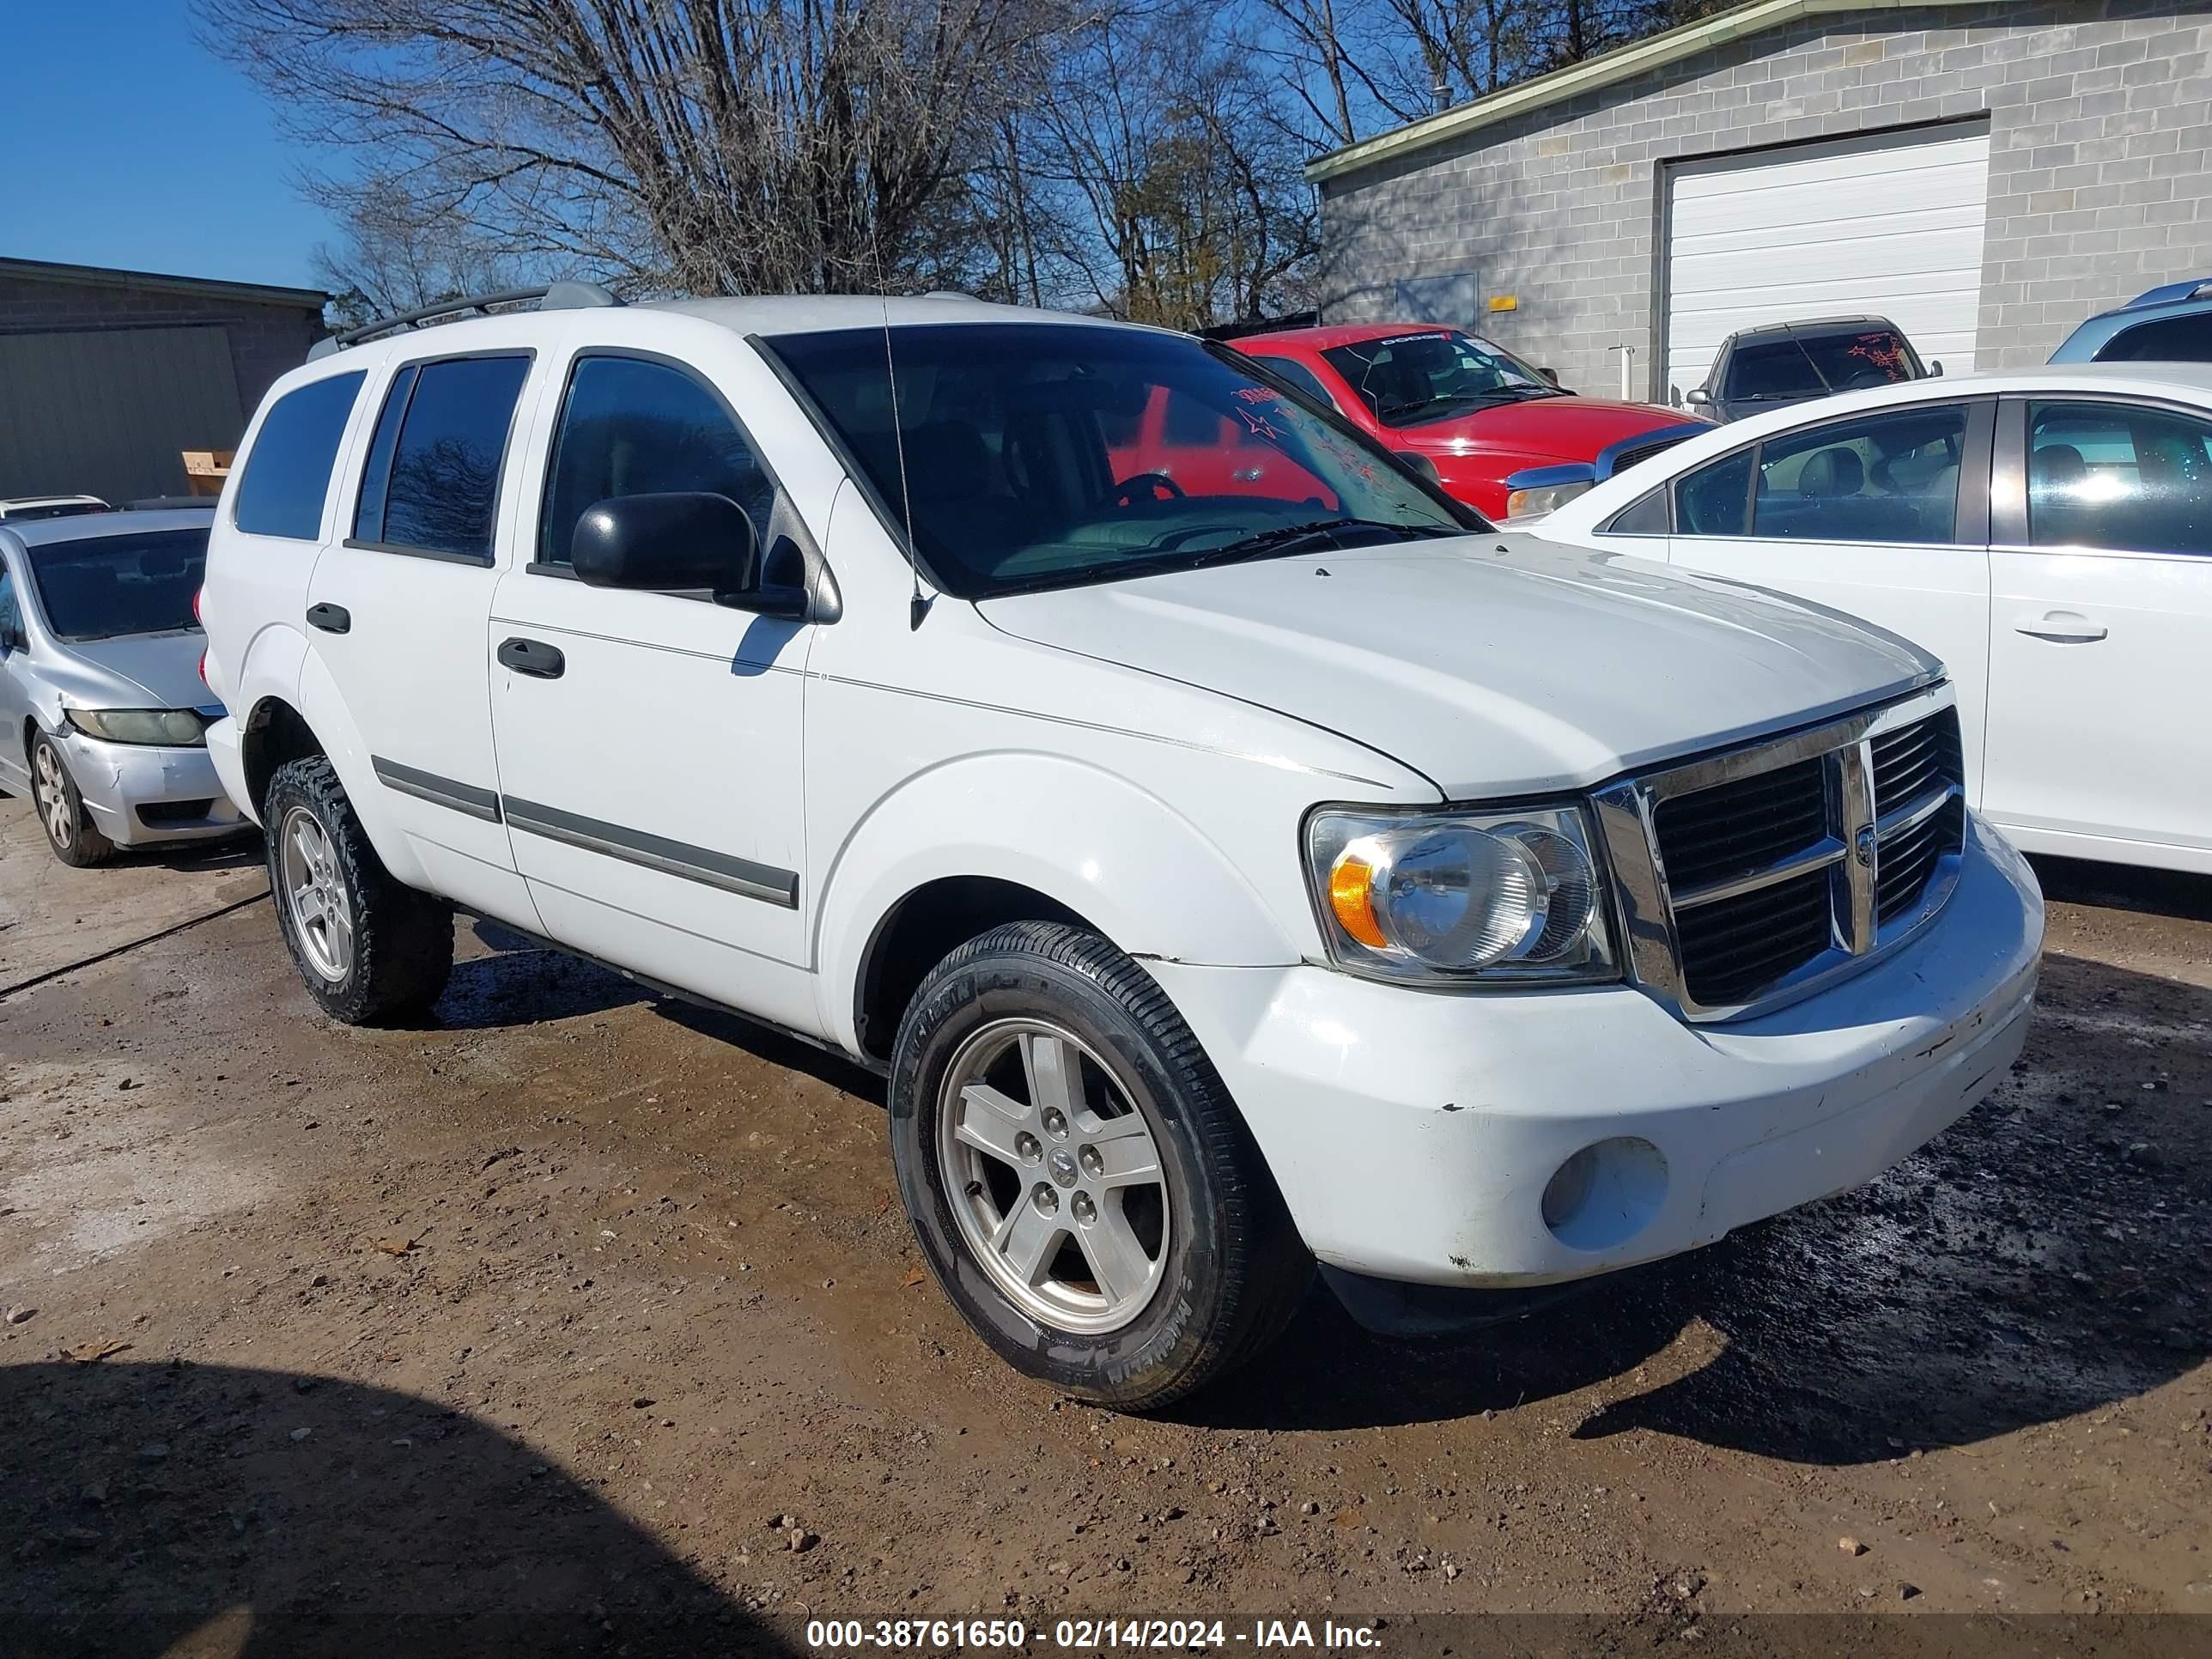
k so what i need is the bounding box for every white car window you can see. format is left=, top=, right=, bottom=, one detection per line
left=2027, top=401, right=2212, bottom=555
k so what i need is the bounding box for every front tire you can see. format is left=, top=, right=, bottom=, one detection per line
left=264, top=756, right=453, bottom=1025
left=889, top=921, right=1310, bottom=1411
left=28, top=730, right=117, bottom=867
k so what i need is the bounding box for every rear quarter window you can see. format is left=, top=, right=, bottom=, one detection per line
left=233, top=372, right=368, bottom=541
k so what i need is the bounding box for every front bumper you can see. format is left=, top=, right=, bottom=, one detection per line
left=1146, top=814, right=2042, bottom=1287
left=57, top=727, right=246, bottom=848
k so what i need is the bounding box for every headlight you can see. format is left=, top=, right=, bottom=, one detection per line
left=1304, top=804, right=1614, bottom=985
left=1504, top=479, right=1593, bottom=518
left=63, top=708, right=208, bottom=746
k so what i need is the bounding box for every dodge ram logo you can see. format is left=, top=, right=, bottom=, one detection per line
left=1853, top=824, right=1877, bottom=869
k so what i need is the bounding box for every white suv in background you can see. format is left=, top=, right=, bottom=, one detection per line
left=198, top=286, right=2042, bottom=1409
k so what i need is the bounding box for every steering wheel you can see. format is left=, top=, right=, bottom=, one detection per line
left=1837, top=367, right=1894, bottom=391
left=1104, top=471, right=1186, bottom=507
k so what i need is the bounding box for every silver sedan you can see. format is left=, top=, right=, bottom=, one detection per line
left=0, top=508, right=245, bottom=866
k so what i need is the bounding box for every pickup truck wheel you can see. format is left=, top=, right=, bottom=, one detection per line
left=28, top=731, right=118, bottom=867
left=890, top=921, right=1310, bottom=1411
left=263, top=756, right=453, bottom=1025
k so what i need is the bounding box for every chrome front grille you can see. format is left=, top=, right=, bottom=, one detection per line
left=1592, top=687, right=1967, bottom=1021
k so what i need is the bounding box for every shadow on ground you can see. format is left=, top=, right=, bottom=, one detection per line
left=1176, top=952, right=2210, bottom=1459
left=0, top=1361, right=788, bottom=1659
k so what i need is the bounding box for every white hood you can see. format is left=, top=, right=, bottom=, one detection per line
left=977, top=535, right=1938, bottom=799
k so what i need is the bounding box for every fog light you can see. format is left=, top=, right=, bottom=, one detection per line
left=1540, top=1136, right=1668, bottom=1252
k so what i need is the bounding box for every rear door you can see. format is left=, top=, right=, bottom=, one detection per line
left=485, top=323, right=820, bottom=1030
left=305, top=341, right=542, bottom=921
left=1981, top=395, right=2212, bottom=869
left=1659, top=399, right=1997, bottom=793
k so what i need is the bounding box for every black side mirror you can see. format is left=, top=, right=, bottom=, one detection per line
left=571, top=492, right=797, bottom=615
left=1539, top=367, right=1560, bottom=386
left=1929, top=361, right=1944, bottom=377
left=1394, top=451, right=1442, bottom=484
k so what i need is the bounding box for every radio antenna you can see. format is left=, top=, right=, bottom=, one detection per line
left=872, top=241, right=930, bottom=630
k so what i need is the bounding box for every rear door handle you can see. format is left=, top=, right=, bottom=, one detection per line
left=2013, top=610, right=2107, bottom=644
left=306, top=603, right=350, bottom=635
left=498, top=636, right=565, bottom=679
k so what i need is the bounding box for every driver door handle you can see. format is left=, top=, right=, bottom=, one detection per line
left=498, top=636, right=566, bottom=678
left=306, top=602, right=350, bottom=634
left=2014, top=610, right=2107, bottom=644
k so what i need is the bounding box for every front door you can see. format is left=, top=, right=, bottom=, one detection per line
left=487, top=342, right=817, bottom=1031
left=1662, top=399, right=1996, bottom=793
left=305, top=346, right=540, bottom=921
left=1982, top=396, right=2212, bottom=869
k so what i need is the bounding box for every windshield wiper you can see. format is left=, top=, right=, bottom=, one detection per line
left=1185, top=518, right=1450, bottom=567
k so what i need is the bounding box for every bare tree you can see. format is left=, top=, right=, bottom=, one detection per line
left=195, top=0, right=1079, bottom=296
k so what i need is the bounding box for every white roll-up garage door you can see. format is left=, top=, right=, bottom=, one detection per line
left=1662, top=125, right=1991, bottom=404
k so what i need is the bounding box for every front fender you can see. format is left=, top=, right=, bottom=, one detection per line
left=811, top=751, right=1306, bottom=1053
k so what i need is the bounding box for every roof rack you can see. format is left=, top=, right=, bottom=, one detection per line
left=308, top=281, right=621, bottom=360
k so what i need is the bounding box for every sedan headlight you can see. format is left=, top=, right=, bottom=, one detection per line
left=1304, top=804, right=1614, bottom=985
left=63, top=708, right=208, bottom=746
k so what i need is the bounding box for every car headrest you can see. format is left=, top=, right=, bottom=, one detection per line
left=1797, top=447, right=1864, bottom=497
left=2032, top=443, right=2087, bottom=489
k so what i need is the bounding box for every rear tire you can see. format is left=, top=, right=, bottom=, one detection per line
left=889, top=921, right=1310, bottom=1411
left=28, top=730, right=117, bottom=867
left=264, top=756, right=453, bottom=1024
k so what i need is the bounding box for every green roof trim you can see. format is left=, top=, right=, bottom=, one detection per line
left=1306, top=0, right=1989, bottom=185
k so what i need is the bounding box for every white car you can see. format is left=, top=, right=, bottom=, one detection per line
left=197, top=286, right=2041, bottom=1409
left=1526, top=363, right=2212, bottom=876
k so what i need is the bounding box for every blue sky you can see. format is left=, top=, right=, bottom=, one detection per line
left=0, top=1, right=337, bottom=289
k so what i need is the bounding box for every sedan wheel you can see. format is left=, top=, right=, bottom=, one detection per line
left=33, top=739, right=74, bottom=851
left=27, top=731, right=117, bottom=867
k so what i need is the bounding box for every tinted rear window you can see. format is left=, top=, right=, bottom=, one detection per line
left=234, top=373, right=366, bottom=540
left=358, top=355, right=531, bottom=561
left=2097, top=311, right=2212, bottom=362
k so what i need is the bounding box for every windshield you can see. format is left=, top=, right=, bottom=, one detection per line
left=1723, top=329, right=1918, bottom=401
left=765, top=323, right=1478, bottom=599
left=27, top=527, right=207, bottom=641
left=1320, top=331, right=1558, bottom=427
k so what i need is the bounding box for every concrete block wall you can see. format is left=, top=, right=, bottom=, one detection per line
left=1318, top=1, right=2212, bottom=399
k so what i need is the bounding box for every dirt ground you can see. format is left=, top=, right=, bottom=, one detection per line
left=2, top=792, right=2207, bottom=1657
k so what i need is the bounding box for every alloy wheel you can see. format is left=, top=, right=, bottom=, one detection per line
left=935, top=1018, right=1170, bottom=1334
left=33, top=741, right=75, bottom=851
left=279, top=805, right=355, bottom=982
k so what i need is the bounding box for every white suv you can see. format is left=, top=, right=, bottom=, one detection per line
left=199, top=285, right=2043, bottom=1408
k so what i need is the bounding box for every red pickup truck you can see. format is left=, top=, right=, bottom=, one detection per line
left=1227, top=323, right=1706, bottom=520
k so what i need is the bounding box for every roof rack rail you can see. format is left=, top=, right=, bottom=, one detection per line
left=308, top=281, right=621, bottom=360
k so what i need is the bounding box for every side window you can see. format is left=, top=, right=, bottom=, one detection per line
left=233, top=371, right=367, bottom=540
left=2098, top=312, right=2212, bottom=363
left=354, top=356, right=531, bottom=562
left=538, top=355, right=776, bottom=569
left=2027, top=400, right=2212, bottom=555
left=0, top=566, right=19, bottom=648
left=1675, top=449, right=1753, bottom=536
left=1751, top=405, right=1966, bottom=544
left=1256, top=356, right=1341, bottom=414
left=1604, top=486, right=1669, bottom=536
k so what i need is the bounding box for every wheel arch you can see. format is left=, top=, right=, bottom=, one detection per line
left=816, top=752, right=1304, bottom=1060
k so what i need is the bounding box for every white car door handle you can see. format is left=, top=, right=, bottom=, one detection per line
left=2014, top=611, right=2108, bottom=644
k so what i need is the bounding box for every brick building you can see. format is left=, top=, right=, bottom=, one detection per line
left=1310, top=0, right=2212, bottom=406
left=0, top=257, right=326, bottom=504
